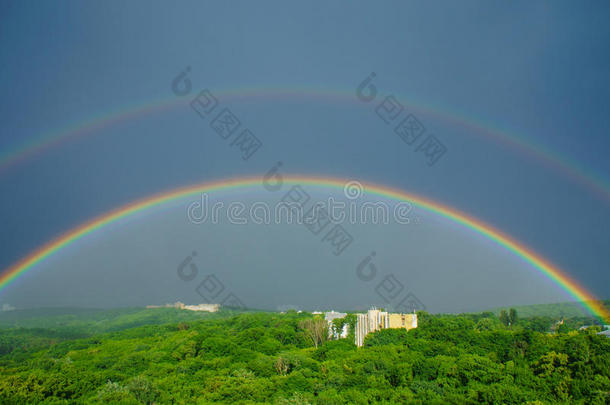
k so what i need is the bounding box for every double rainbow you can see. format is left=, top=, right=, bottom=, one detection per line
left=1, top=176, right=607, bottom=321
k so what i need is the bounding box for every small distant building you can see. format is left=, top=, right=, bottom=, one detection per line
left=146, top=302, right=219, bottom=312
left=355, top=308, right=417, bottom=347
left=324, top=310, right=346, bottom=322
left=146, top=302, right=181, bottom=309
left=184, top=303, right=219, bottom=312
left=324, top=311, right=348, bottom=339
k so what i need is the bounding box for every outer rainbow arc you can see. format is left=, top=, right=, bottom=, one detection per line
left=0, top=175, right=607, bottom=322
left=0, top=89, right=609, bottom=202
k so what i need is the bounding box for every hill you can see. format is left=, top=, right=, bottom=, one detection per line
left=489, top=299, right=610, bottom=319
left=0, top=307, right=608, bottom=403
left=0, top=306, right=251, bottom=334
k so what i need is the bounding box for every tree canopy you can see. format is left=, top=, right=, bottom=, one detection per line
left=0, top=307, right=608, bottom=404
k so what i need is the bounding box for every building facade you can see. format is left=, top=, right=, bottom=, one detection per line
left=324, top=311, right=349, bottom=339
left=355, top=308, right=417, bottom=347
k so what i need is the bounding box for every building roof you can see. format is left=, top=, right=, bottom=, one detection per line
left=324, top=311, right=347, bottom=321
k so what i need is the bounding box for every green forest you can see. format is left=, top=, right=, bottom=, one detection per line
left=0, top=304, right=608, bottom=404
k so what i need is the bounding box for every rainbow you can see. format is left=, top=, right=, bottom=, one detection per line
left=0, top=175, right=607, bottom=321
left=1, top=88, right=609, bottom=202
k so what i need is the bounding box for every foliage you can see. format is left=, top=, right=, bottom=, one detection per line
left=499, top=309, right=509, bottom=327
left=298, top=318, right=328, bottom=348
left=509, top=308, right=518, bottom=325
left=0, top=307, right=608, bottom=404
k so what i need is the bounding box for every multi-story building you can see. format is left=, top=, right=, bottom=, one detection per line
left=355, top=308, right=417, bottom=346
left=324, top=310, right=349, bottom=339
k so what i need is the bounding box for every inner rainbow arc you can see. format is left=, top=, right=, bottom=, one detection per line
left=0, top=175, right=607, bottom=322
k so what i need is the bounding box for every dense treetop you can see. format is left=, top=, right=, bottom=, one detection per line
left=0, top=304, right=608, bottom=404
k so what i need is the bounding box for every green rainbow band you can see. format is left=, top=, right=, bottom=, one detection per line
left=1, top=88, right=609, bottom=202
left=0, top=175, right=607, bottom=321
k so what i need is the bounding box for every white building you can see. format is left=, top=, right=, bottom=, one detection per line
left=183, top=303, right=219, bottom=312
left=145, top=302, right=219, bottom=312
left=324, top=311, right=349, bottom=339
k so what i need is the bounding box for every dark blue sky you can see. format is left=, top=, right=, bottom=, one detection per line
left=0, top=1, right=609, bottom=311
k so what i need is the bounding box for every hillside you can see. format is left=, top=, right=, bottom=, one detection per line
left=0, top=307, right=608, bottom=403
left=0, top=307, right=249, bottom=334
left=490, top=300, right=610, bottom=319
